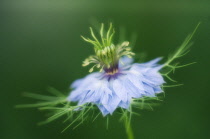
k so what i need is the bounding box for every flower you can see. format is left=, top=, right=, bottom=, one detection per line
left=17, top=23, right=200, bottom=134
left=68, top=56, right=165, bottom=116
left=67, top=23, right=166, bottom=116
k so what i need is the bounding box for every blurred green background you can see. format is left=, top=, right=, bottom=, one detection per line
left=1, top=0, right=210, bottom=139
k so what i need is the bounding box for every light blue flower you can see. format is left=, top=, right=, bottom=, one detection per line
left=17, top=23, right=200, bottom=136
left=68, top=57, right=165, bottom=116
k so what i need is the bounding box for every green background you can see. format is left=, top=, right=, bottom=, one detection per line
left=1, top=0, right=210, bottom=139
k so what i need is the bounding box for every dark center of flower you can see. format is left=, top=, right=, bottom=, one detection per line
left=104, top=63, right=119, bottom=75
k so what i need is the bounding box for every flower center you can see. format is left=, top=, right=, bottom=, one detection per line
left=104, top=63, right=119, bottom=75
left=81, top=23, right=135, bottom=73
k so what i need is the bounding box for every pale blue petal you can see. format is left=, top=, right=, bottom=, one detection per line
left=143, top=83, right=156, bottom=97
left=119, top=56, right=133, bottom=68
left=143, top=57, right=162, bottom=66
left=118, top=101, right=129, bottom=109
left=101, top=93, right=121, bottom=114
left=126, top=72, right=145, bottom=91
left=71, top=72, right=101, bottom=89
left=154, top=86, right=163, bottom=93
left=97, top=104, right=109, bottom=116
left=71, top=78, right=83, bottom=88
left=68, top=90, right=87, bottom=102
left=143, top=70, right=165, bottom=85
left=112, top=78, right=128, bottom=102
left=123, top=78, right=144, bottom=98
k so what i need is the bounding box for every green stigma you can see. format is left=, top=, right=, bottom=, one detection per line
left=81, top=23, right=135, bottom=73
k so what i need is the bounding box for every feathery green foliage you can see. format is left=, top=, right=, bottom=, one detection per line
left=161, top=22, right=201, bottom=82
left=16, top=88, right=98, bottom=131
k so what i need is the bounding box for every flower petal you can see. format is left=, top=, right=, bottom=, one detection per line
left=112, top=78, right=128, bottom=102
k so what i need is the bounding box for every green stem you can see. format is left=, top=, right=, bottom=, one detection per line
left=126, top=122, right=134, bottom=139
